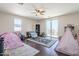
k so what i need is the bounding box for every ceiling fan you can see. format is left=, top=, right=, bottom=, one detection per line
left=17, top=3, right=45, bottom=16
left=33, top=8, right=45, bottom=16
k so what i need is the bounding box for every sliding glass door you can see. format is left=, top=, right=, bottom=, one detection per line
left=46, top=19, right=58, bottom=37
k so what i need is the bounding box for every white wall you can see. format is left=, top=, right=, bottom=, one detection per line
left=39, top=12, right=79, bottom=37
left=39, top=20, right=46, bottom=34
left=1, top=11, right=79, bottom=37
left=0, top=12, right=11, bottom=32
left=0, top=12, right=36, bottom=35
left=22, top=17, right=36, bottom=35
left=57, top=12, right=79, bottom=36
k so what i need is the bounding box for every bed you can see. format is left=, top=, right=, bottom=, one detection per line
left=55, top=27, right=79, bottom=56
left=0, top=32, right=39, bottom=56
left=4, top=43, right=39, bottom=56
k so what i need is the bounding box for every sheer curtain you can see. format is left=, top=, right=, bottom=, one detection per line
left=46, top=19, right=58, bottom=38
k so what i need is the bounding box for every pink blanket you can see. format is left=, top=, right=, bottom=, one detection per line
left=0, top=32, right=24, bottom=49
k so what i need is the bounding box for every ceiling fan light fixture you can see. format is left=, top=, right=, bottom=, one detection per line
left=34, top=8, right=45, bottom=16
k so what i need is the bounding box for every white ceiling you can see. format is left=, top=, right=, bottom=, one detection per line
left=0, top=3, right=79, bottom=20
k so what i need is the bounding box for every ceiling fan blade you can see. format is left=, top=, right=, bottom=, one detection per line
left=32, top=12, right=36, bottom=13
left=40, top=13, right=44, bottom=15
left=41, top=11, right=45, bottom=13
left=18, top=3, right=24, bottom=6
left=34, top=9, right=37, bottom=12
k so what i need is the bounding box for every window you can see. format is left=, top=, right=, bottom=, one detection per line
left=14, top=18, right=22, bottom=32
left=46, top=20, right=51, bottom=36
left=51, top=20, right=58, bottom=37
left=46, top=19, right=58, bottom=37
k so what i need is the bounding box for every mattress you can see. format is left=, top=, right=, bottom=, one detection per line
left=4, top=43, right=40, bottom=56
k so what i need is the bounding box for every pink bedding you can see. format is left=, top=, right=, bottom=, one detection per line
left=0, top=32, right=24, bottom=50
left=56, top=28, right=79, bottom=55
